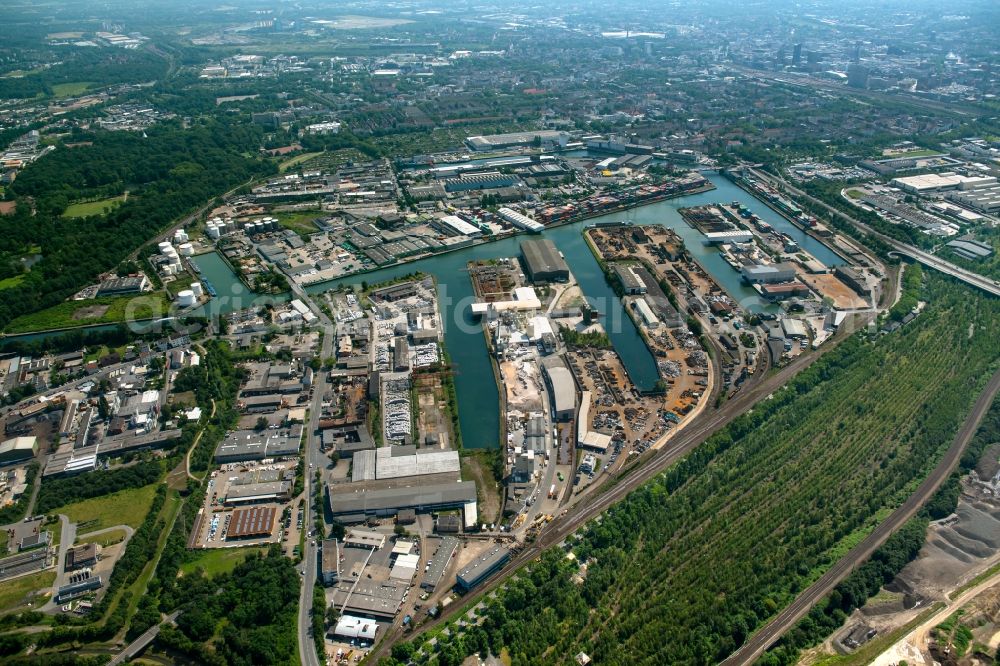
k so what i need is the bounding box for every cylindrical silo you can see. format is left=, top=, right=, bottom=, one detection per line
left=176, top=290, right=196, bottom=307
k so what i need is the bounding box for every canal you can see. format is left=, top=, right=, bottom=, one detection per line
left=306, top=171, right=844, bottom=450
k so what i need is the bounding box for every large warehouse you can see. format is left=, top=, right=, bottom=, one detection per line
left=0, top=436, right=37, bottom=465
left=542, top=360, right=576, bottom=421
left=327, top=480, right=478, bottom=525
left=521, top=239, right=569, bottom=283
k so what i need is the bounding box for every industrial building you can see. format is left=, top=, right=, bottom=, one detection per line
left=704, top=230, right=754, bottom=244
left=350, top=445, right=460, bottom=482
left=57, top=571, right=102, bottom=603
left=224, top=480, right=292, bottom=505
left=742, top=263, right=797, bottom=284
left=444, top=171, right=519, bottom=193
left=227, top=506, right=276, bottom=540
left=613, top=264, right=647, bottom=294
left=631, top=298, right=659, bottom=328
left=521, top=239, right=569, bottom=283
left=333, top=615, right=377, bottom=643
left=456, top=545, right=511, bottom=591
left=321, top=425, right=376, bottom=458
left=542, top=360, right=576, bottom=421
left=946, top=238, right=994, bottom=260
left=470, top=286, right=542, bottom=316
left=0, top=436, right=37, bottom=464
left=435, top=214, right=482, bottom=238
left=465, top=130, right=566, bottom=152
left=498, top=207, right=544, bottom=233
left=65, top=543, right=98, bottom=571
left=331, top=580, right=406, bottom=621
left=321, top=539, right=340, bottom=585
left=421, top=536, right=459, bottom=591
left=214, top=426, right=302, bottom=463
left=577, top=391, right=613, bottom=453
left=947, top=181, right=1000, bottom=214
left=96, top=275, right=149, bottom=297
left=834, top=266, right=868, bottom=295
left=344, top=529, right=386, bottom=550
left=326, top=480, right=478, bottom=524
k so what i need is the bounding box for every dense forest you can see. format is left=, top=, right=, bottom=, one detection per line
left=0, top=117, right=274, bottom=330
left=384, top=275, right=1000, bottom=666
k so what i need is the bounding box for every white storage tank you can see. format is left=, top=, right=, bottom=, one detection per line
left=205, top=223, right=220, bottom=239
left=176, top=290, right=197, bottom=307
left=158, top=241, right=173, bottom=255
left=174, top=229, right=189, bottom=243
left=190, top=282, right=204, bottom=298
left=178, top=242, right=194, bottom=257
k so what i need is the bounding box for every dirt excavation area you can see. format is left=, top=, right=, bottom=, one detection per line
left=803, top=451, right=1000, bottom=666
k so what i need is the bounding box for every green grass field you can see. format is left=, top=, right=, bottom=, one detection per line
left=5, top=292, right=170, bottom=333
left=0, top=274, right=25, bottom=291
left=278, top=152, right=322, bottom=173
left=50, top=484, right=159, bottom=532
left=77, top=527, right=129, bottom=548
left=0, top=570, right=56, bottom=613
left=274, top=210, right=324, bottom=235
left=50, top=81, right=91, bottom=98
left=881, top=148, right=942, bottom=159
left=61, top=194, right=127, bottom=218
left=180, top=546, right=267, bottom=578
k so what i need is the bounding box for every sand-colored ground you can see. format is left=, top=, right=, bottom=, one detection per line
left=801, top=273, right=868, bottom=309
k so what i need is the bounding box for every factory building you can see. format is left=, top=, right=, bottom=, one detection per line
left=946, top=238, right=994, bottom=261
left=321, top=539, right=340, bottom=585
left=435, top=214, right=482, bottom=238
left=227, top=506, right=276, bottom=540
left=326, top=481, right=478, bottom=525
left=456, top=545, right=511, bottom=591
left=498, top=207, right=544, bottom=233
left=213, top=426, right=302, bottom=463
left=421, top=536, right=459, bottom=591
left=521, top=239, right=569, bottom=283
left=465, top=130, right=567, bottom=152
left=333, top=615, right=377, bottom=643
left=96, top=276, right=149, bottom=297
left=444, top=171, right=519, bottom=193
left=631, top=298, right=659, bottom=327
left=834, top=266, right=868, bottom=296
left=613, top=264, right=647, bottom=294
left=742, top=263, right=797, bottom=284
left=350, top=445, right=461, bottom=483
left=542, top=361, right=576, bottom=422
left=0, top=436, right=37, bottom=464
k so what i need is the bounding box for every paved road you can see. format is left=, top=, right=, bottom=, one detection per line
left=751, top=169, right=1000, bottom=298
left=295, top=290, right=334, bottom=666
left=108, top=610, right=181, bottom=665
left=365, top=328, right=855, bottom=663
left=719, top=367, right=1000, bottom=666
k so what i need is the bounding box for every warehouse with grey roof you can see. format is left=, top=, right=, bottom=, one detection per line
left=521, top=239, right=569, bottom=283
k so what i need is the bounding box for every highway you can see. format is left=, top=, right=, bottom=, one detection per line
left=750, top=169, right=1000, bottom=298
left=294, top=288, right=334, bottom=666
left=365, top=326, right=857, bottom=663
left=720, top=366, right=1000, bottom=666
